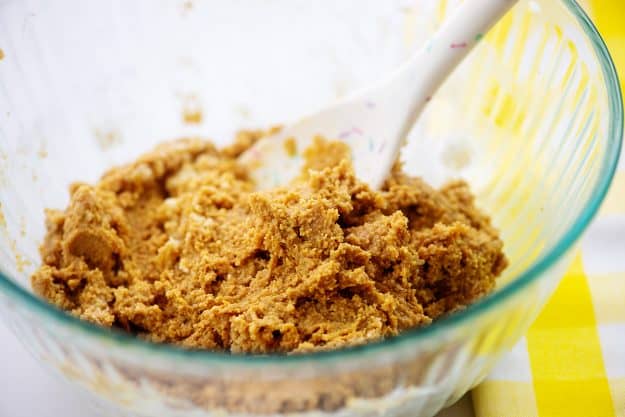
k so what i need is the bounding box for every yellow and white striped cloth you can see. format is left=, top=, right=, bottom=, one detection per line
left=473, top=1, right=625, bottom=416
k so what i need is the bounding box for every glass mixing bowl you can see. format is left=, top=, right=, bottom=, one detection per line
left=0, top=1, right=622, bottom=416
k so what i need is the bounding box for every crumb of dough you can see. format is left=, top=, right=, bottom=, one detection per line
left=31, top=133, right=507, bottom=353
left=283, top=137, right=297, bottom=157
left=182, top=109, right=203, bottom=124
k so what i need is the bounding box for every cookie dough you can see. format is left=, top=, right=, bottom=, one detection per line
left=32, top=132, right=507, bottom=353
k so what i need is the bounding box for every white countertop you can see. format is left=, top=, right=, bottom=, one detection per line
left=0, top=319, right=474, bottom=417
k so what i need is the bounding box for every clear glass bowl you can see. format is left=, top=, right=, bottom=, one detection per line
left=0, top=1, right=622, bottom=416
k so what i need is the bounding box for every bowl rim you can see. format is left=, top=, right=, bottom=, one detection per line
left=0, top=0, right=622, bottom=366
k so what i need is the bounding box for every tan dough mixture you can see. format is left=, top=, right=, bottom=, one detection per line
left=32, top=132, right=507, bottom=353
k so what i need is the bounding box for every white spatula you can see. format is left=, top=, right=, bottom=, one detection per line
left=240, top=0, right=518, bottom=190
